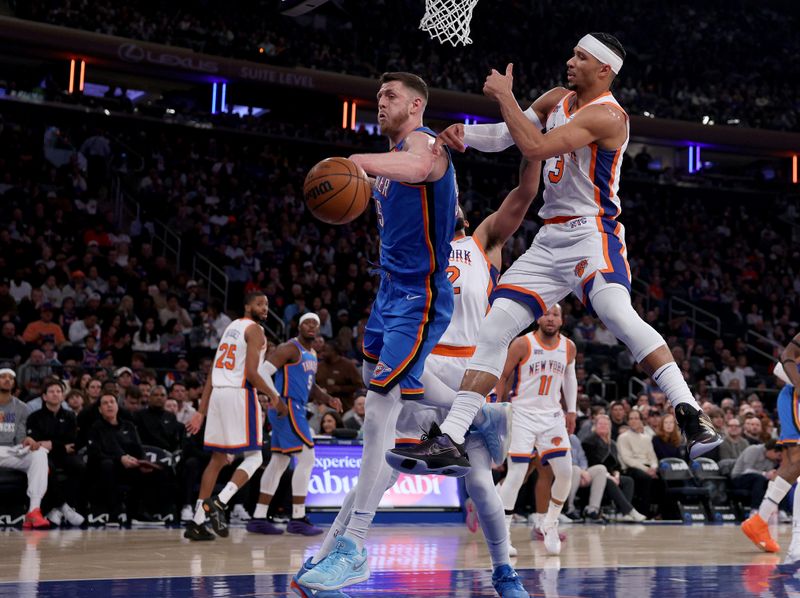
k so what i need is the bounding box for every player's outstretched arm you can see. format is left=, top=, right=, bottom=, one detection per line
left=484, top=64, right=624, bottom=161
left=348, top=131, right=447, bottom=184
left=473, top=157, right=541, bottom=266
left=436, top=87, right=569, bottom=154
left=494, top=336, right=530, bottom=401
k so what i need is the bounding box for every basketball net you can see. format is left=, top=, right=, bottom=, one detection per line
left=419, top=0, right=479, bottom=47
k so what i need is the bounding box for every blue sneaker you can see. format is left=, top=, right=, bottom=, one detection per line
left=291, top=558, right=352, bottom=597
left=492, top=564, right=529, bottom=597
left=298, top=536, right=370, bottom=591
left=473, top=403, right=512, bottom=466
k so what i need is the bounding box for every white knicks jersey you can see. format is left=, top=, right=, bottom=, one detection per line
left=211, top=318, right=266, bottom=388
left=540, top=91, right=629, bottom=221
left=435, top=235, right=499, bottom=351
left=511, top=332, right=569, bottom=412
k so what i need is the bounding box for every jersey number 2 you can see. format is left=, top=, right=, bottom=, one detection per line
left=548, top=156, right=565, bottom=183
left=446, top=266, right=461, bottom=295
left=215, top=343, right=236, bottom=370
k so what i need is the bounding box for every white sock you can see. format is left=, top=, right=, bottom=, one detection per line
left=652, top=363, right=700, bottom=410
left=504, top=512, right=513, bottom=529
left=346, top=511, right=373, bottom=551
left=293, top=503, right=306, bottom=519
left=760, top=477, right=792, bottom=521
left=543, top=500, right=563, bottom=527
left=253, top=503, right=269, bottom=519
left=29, top=498, right=42, bottom=511
left=532, top=512, right=543, bottom=531
left=193, top=503, right=206, bottom=525
left=218, top=481, right=239, bottom=505
left=440, top=390, right=486, bottom=444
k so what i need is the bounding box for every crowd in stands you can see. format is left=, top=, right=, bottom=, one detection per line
left=0, top=93, right=796, bottom=526
left=15, top=0, right=800, bottom=131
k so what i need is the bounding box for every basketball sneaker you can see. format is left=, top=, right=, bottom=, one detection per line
left=184, top=521, right=216, bottom=541
left=465, top=497, right=479, bottom=533
left=298, top=536, right=370, bottom=591
left=385, top=422, right=470, bottom=477
left=491, top=564, right=529, bottom=597
left=231, top=504, right=251, bottom=522
left=246, top=518, right=284, bottom=535
left=287, top=516, right=324, bottom=536
left=675, top=403, right=723, bottom=459
left=202, top=496, right=229, bottom=538
left=742, top=513, right=780, bottom=553
left=471, top=403, right=512, bottom=466
left=291, top=558, right=352, bottom=598
left=22, top=508, right=51, bottom=530
left=532, top=525, right=567, bottom=542
left=61, top=503, right=85, bottom=527
left=46, top=508, right=63, bottom=527
left=180, top=504, right=194, bottom=522
left=542, top=522, right=562, bottom=555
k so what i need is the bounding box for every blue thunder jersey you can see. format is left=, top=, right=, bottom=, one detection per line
left=372, top=126, right=458, bottom=278
left=273, top=339, right=318, bottom=406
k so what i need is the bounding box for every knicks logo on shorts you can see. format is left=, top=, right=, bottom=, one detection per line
left=374, top=361, right=393, bottom=378
left=574, top=259, right=589, bottom=278
left=551, top=437, right=563, bottom=447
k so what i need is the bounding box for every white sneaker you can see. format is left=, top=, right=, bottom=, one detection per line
left=47, top=508, right=63, bottom=526
left=231, top=504, right=251, bottom=522
left=618, top=509, right=647, bottom=523
left=180, top=505, right=194, bottom=522
left=61, top=504, right=85, bottom=527
left=542, top=522, right=562, bottom=555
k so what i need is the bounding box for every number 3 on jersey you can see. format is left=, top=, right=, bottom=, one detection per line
left=446, top=265, right=461, bottom=295
left=548, top=156, right=565, bottom=184
left=215, top=343, right=236, bottom=370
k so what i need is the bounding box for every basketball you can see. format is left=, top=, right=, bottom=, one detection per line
left=304, top=157, right=371, bottom=224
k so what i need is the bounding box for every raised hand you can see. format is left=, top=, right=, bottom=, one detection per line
left=483, top=63, right=514, bottom=101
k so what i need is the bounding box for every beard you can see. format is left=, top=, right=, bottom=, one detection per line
left=454, top=217, right=465, bottom=234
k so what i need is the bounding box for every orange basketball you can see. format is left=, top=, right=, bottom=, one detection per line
left=304, top=157, right=371, bottom=224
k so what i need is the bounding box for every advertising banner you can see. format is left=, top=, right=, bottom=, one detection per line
left=305, top=443, right=461, bottom=509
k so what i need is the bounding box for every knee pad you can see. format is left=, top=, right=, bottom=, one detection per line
left=589, top=278, right=665, bottom=362
left=237, top=451, right=263, bottom=478
left=470, top=299, right=535, bottom=378
left=547, top=455, right=573, bottom=503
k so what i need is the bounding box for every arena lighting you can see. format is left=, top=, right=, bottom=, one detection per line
left=342, top=101, right=347, bottom=129
left=68, top=60, right=75, bottom=94
left=221, top=83, right=227, bottom=113
left=793, top=155, right=798, bottom=184
left=687, top=145, right=702, bottom=174
left=351, top=102, right=357, bottom=130
left=211, top=82, right=217, bottom=115
left=79, top=60, right=85, bottom=92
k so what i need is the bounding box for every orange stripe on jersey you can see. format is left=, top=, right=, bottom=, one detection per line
left=421, top=186, right=436, bottom=275
left=614, top=221, right=632, bottom=280
left=431, top=344, right=476, bottom=358
left=589, top=144, right=602, bottom=217
left=513, top=335, right=532, bottom=397
left=596, top=217, right=613, bottom=273
left=543, top=215, right=580, bottom=225
left=564, top=91, right=612, bottom=119
left=471, top=234, right=496, bottom=299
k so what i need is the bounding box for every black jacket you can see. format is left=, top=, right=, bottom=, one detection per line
left=87, top=418, right=144, bottom=464
left=133, top=406, right=184, bottom=452
left=26, top=406, right=77, bottom=461
left=582, top=433, right=623, bottom=474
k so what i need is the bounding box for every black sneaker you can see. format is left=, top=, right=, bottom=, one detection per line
left=564, top=508, right=583, bottom=522
left=385, top=422, right=470, bottom=477
left=583, top=508, right=609, bottom=524
left=184, top=521, right=216, bottom=541
left=202, top=496, right=229, bottom=538
left=675, top=403, right=723, bottom=460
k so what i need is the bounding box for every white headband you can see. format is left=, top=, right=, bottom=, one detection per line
left=578, top=34, right=623, bottom=74
left=299, top=313, right=320, bottom=326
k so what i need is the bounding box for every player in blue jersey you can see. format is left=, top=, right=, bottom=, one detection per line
left=742, top=331, right=800, bottom=560
left=246, top=313, right=341, bottom=537
left=297, top=72, right=458, bottom=594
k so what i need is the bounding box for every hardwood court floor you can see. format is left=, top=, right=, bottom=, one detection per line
left=0, top=522, right=794, bottom=596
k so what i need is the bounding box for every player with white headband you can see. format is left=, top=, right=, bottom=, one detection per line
left=389, top=32, right=723, bottom=478
left=246, top=311, right=343, bottom=537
